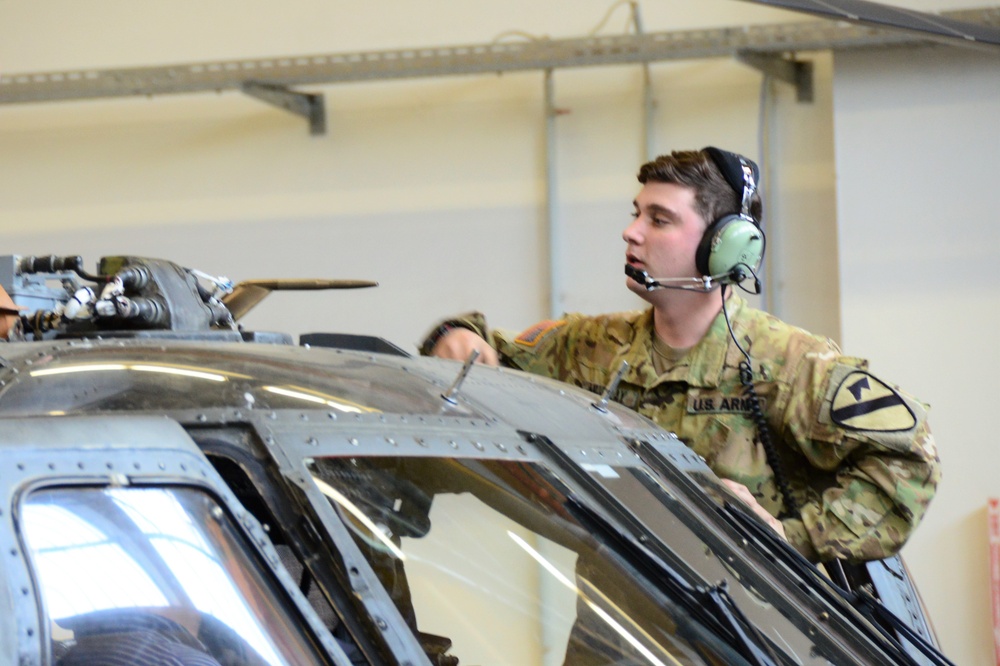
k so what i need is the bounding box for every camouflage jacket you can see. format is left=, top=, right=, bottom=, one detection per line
left=428, top=296, right=940, bottom=563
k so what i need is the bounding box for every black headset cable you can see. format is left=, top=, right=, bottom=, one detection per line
left=721, top=284, right=856, bottom=590
left=719, top=284, right=798, bottom=520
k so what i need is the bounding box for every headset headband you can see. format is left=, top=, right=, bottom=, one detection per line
left=702, top=146, right=760, bottom=222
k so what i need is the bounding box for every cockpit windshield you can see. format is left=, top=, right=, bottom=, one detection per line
left=578, top=462, right=844, bottom=665
left=307, top=456, right=757, bottom=666
left=21, top=486, right=332, bottom=666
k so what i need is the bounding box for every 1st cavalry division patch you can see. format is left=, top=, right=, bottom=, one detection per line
left=830, top=371, right=916, bottom=432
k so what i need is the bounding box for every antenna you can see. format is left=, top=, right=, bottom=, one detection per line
left=593, top=360, right=629, bottom=413
left=441, top=349, right=481, bottom=405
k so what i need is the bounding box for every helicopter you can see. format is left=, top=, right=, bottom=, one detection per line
left=0, top=253, right=949, bottom=666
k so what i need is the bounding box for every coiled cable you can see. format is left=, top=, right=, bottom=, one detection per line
left=721, top=285, right=798, bottom=519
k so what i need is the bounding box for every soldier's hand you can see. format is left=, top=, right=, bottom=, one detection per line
left=431, top=328, right=499, bottom=366
left=720, top=478, right=787, bottom=541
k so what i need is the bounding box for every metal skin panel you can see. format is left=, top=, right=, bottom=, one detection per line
left=0, top=415, right=351, bottom=666
left=0, top=338, right=660, bottom=446
left=0, top=339, right=484, bottom=419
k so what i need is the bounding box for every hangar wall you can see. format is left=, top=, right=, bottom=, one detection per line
left=0, top=0, right=990, bottom=662
left=0, top=0, right=839, bottom=347
left=0, top=61, right=838, bottom=342
left=834, top=44, right=1000, bottom=665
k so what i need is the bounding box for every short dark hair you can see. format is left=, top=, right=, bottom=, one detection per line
left=637, top=149, right=763, bottom=226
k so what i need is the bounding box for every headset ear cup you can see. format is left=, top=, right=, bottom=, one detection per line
left=696, top=215, right=736, bottom=277
left=697, top=216, right=765, bottom=280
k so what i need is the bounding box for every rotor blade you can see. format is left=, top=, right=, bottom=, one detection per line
left=737, top=0, right=1000, bottom=49
left=223, top=278, right=378, bottom=321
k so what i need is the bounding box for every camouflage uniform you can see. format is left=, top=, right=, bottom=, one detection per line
left=425, top=295, right=940, bottom=563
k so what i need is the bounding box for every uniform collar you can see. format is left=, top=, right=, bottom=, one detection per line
left=622, top=293, right=749, bottom=389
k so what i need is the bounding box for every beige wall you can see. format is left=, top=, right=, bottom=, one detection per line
left=1, top=0, right=986, bottom=661
left=0, top=0, right=836, bottom=347
left=834, top=43, right=1000, bottom=665
left=0, top=61, right=838, bottom=347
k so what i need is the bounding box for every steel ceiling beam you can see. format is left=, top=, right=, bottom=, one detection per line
left=739, top=0, right=1000, bottom=48
left=1, top=7, right=996, bottom=107
left=0, top=6, right=995, bottom=135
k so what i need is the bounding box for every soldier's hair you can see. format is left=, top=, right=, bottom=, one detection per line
left=637, top=150, right=763, bottom=227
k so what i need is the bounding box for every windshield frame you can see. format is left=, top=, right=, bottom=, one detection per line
left=615, top=434, right=932, bottom=665
left=197, top=403, right=927, bottom=666
left=292, top=441, right=768, bottom=663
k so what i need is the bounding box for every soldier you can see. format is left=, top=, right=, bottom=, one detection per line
left=420, top=147, right=940, bottom=564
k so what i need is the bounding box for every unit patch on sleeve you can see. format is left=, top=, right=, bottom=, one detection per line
left=829, top=371, right=916, bottom=432
left=515, top=319, right=565, bottom=347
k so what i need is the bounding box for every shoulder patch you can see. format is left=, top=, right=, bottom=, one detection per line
left=830, top=371, right=916, bottom=432
left=515, top=319, right=566, bottom=347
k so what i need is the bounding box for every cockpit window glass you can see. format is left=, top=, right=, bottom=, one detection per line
left=582, top=464, right=837, bottom=665
left=308, top=456, right=755, bottom=666
left=21, top=486, right=331, bottom=666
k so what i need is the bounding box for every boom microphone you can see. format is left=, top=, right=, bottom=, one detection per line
left=624, top=264, right=718, bottom=292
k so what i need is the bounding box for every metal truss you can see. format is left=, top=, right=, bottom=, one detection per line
left=1, top=6, right=996, bottom=133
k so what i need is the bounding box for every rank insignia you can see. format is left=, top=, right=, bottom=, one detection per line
left=515, top=320, right=565, bottom=346
left=830, top=371, right=916, bottom=432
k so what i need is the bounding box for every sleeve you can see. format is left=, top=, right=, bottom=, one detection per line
left=417, top=312, right=492, bottom=357
left=417, top=312, right=582, bottom=383
left=493, top=314, right=633, bottom=388
left=492, top=318, right=578, bottom=382
left=778, top=353, right=941, bottom=563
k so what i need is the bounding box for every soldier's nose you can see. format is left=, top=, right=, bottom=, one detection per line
left=623, top=220, right=643, bottom=244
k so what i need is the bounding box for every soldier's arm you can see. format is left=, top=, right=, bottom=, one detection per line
left=419, top=314, right=579, bottom=379
left=491, top=319, right=581, bottom=381
left=779, top=356, right=941, bottom=563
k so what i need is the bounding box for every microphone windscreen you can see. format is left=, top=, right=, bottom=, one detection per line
left=624, top=264, right=647, bottom=282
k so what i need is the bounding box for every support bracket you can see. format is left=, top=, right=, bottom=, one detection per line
left=241, top=82, right=326, bottom=135
left=736, top=51, right=814, bottom=103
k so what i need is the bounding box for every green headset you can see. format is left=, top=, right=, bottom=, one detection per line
left=696, top=147, right=765, bottom=287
